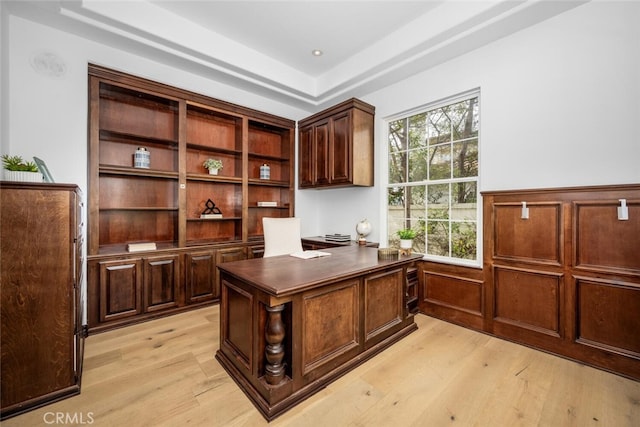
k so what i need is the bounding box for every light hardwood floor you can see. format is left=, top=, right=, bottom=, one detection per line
left=5, top=305, right=639, bottom=426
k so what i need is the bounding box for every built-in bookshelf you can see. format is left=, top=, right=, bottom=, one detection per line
left=87, top=64, right=294, bottom=332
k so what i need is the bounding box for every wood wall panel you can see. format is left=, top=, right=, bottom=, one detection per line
left=493, top=202, right=562, bottom=265
left=479, top=184, right=640, bottom=380
left=574, top=200, right=640, bottom=274
left=424, top=271, right=483, bottom=315
left=364, top=269, right=403, bottom=342
left=302, top=280, right=360, bottom=374
left=221, top=281, right=253, bottom=370
left=419, top=262, right=485, bottom=330
left=575, top=276, right=640, bottom=357
left=493, top=266, right=563, bottom=337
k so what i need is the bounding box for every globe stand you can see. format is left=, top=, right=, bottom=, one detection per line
left=356, top=219, right=372, bottom=247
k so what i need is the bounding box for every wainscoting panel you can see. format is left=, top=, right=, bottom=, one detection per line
left=575, top=275, right=640, bottom=358
left=420, top=262, right=484, bottom=330
left=478, top=184, right=640, bottom=380
left=493, top=265, right=563, bottom=337
left=574, top=199, right=640, bottom=274
left=493, top=202, right=563, bottom=266
left=424, top=271, right=483, bottom=315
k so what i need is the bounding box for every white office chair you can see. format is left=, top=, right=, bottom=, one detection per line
left=262, top=217, right=303, bottom=258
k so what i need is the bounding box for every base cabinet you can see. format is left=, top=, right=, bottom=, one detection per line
left=88, top=244, right=253, bottom=333
left=185, top=250, right=217, bottom=304
left=1, top=183, right=84, bottom=419
left=98, top=258, right=142, bottom=323
left=144, top=254, right=180, bottom=312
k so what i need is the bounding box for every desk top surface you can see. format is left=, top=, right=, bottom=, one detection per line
left=218, top=245, right=421, bottom=297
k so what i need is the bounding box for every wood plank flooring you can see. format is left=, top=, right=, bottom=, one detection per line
left=4, top=305, right=639, bottom=426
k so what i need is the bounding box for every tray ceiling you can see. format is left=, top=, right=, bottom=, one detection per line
left=4, top=1, right=586, bottom=110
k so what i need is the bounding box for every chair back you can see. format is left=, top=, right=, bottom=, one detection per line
left=262, top=217, right=303, bottom=257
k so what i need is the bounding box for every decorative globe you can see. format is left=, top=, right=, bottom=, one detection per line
left=356, top=219, right=372, bottom=243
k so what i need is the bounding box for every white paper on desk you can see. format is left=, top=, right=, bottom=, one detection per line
left=290, top=250, right=332, bottom=259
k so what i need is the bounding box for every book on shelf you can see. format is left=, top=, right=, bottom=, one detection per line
left=127, top=242, right=157, bottom=252
left=257, top=201, right=278, bottom=207
left=290, top=250, right=332, bottom=259
left=200, top=213, right=223, bottom=219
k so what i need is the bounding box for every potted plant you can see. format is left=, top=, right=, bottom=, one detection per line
left=397, top=228, right=416, bottom=250
left=2, top=154, right=43, bottom=182
left=203, top=158, right=223, bottom=175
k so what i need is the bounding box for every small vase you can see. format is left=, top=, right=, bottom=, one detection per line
left=208, top=168, right=218, bottom=175
left=400, top=239, right=413, bottom=250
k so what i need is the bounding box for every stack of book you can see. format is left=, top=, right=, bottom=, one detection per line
left=127, top=242, right=157, bottom=252
left=257, top=201, right=278, bottom=207
left=325, top=234, right=351, bottom=243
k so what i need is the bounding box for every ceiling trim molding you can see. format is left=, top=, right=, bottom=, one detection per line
left=6, top=0, right=588, bottom=110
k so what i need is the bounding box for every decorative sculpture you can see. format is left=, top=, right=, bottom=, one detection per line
left=200, top=198, right=222, bottom=218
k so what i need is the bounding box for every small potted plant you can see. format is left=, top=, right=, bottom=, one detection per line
left=397, top=228, right=416, bottom=250
left=2, top=154, right=43, bottom=182
left=203, top=158, right=223, bottom=175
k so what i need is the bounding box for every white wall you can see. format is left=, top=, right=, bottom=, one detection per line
left=3, top=14, right=309, bottom=189
left=2, top=12, right=321, bottom=235
left=308, top=0, right=640, bottom=245
left=3, top=1, right=639, bottom=245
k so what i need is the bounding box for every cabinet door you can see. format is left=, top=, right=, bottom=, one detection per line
left=185, top=250, right=217, bottom=303
left=314, top=120, right=331, bottom=186
left=143, top=254, right=179, bottom=312
left=98, top=258, right=143, bottom=322
left=298, top=126, right=315, bottom=187
left=248, top=244, right=264, bottom=259
left=329, top=111, right=352, bottom=185
left=215, top=247, right=248, bottom=289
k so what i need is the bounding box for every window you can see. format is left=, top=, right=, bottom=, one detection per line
left=387, top=91, right=480, bottom=265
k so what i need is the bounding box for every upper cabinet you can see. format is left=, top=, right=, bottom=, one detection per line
left=298, top=98, right=374, bottom=189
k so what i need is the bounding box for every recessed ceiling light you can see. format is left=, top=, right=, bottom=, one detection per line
left=311, top=49, right=323, bottom=57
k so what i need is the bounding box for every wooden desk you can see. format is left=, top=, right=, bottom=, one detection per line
left=215, top=245, right=421, bottom=420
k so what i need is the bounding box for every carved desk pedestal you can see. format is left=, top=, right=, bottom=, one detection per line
left=216, top=246, right=421, bottom=420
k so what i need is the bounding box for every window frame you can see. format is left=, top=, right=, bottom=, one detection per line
left=382, top=89, right=482, bottom=268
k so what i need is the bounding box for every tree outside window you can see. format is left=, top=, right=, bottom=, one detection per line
left=387, top=93, right=479, bottom=263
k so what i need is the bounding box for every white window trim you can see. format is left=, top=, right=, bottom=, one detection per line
left=381, top=88, right=483, bottom=268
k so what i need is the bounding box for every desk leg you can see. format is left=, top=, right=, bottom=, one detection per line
left=264, top=304, right=285, bottom=385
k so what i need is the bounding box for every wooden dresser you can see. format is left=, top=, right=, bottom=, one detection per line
left=0, top=182, right=84, bottom=419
